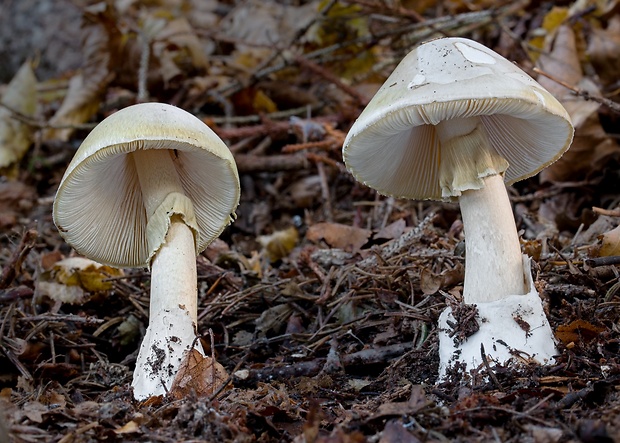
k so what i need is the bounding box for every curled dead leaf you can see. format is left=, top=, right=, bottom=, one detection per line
left=37, top=256, right=124, bottom=304
left=168, top=349, right=229, bottom=400
left=0, top=61, right=37, bottom=168
left=596, top=224, right=620, bottom=257
left=556, top=320, right=605, bottom=345
left=258, top=227, right=299, bottom=262
left=307, top=222, right=371, bottom=252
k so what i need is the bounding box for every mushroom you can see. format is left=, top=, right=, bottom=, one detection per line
left=342, top=37, right=573, bottom=376
left=53, top=103, right=240, bottom=399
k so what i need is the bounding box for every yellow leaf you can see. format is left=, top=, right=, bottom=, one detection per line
left=253, top=89, right=278, bottom=114
left=38, top=257, right=124, bottom=304
left=54, top=257, right=123, bottom=292
left=0, top=61, right=37, bottom=168
left=528, top=7, right=568, bottom=56
left=542, top=7, right=569, bottom=33
left=258, top=227, right=299, bottom=262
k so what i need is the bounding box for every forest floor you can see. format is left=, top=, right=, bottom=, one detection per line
left=1, top=0, right=619, bottom=441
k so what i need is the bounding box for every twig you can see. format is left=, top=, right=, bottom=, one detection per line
left=295, top=56, right=369, bottom=106
left=534, top=67, right=620, bottom=114
left=235, top=153, right=309, bottom=172
left=592, top=206, right=620, bottom=217
left=18, top=314, right=105, bottom=324
left=317, top=160, right=334, bottom=222
left=344, top=0, right=426, bottom=23
left=585, top=256, right=620, bottom=268
left=233, top=341, right=418, bottom=383
left=480, top=343, right=504, bottom=392
left=137, top=30, right=151, bottom=103
left=356, top=211, right=436, bottom=269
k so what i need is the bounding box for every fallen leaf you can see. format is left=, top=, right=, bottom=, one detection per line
left=43, top=5, right=115, bottom=142
left=0, top=180, right=35, bottom=228
left=371, top=385, right=430, bottom=420
left=168, top=349, right=229, bottom=400
left=22, top=401, right=48, bottom=423
left=0, top=61, right=37, bottom=168
left=37, top=256, right=124, bottom=304
left=307, top=222, right=371, bottom=252
left=556, top=320, right=605, bottom=345
left=597, top=224, right=620, bottom=257
left=587, top=16, right=620, bottom=89
left=374, top=219, right=406, bottom=241
left=379, top=420, right=421, bottom=443
left=537, top=25, right=618, bottom=183
left=114, top=420, right=141, bottom=435
left=419, top=265, right=464, bottom=295
left=258, top=227, right=299, bottom=262
left=256, top=304, right=293, bottom=337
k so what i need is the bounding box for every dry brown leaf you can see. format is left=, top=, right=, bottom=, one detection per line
left=597, top=224, right=620, bottom=257
left=420, top=266, right=464, bottom=295
left=587, top=16, right=620, bottom=88
left=537, top=25, right=598, bottom=127
left=537, top=25, right=618, bottom=183
left=0, top=180, right=35, bottom=228
left=221, top=0, right=318, bottom=79
left=113, top=420, right=141, bottom=435
left=307, top=222, right=371, bottom=252
left=148, top=15, right=209, bottom=85
left=22, top=401, right=48, bottom=423
left=542, top=114, right=617, bottom=183
left=287, top=175, right=322, bottom=208
left=256, top=304, right=293, bottom=337
left=556, top=320, right=605, bottom=345
left=371, top=385, right=430, bottom=420
left=379, top=420, right=421, bottom=443
left=0, top=61, right=37, bottom=168
left=43, top=6, right=114, bottom=142
left=168, top=349, right=229, bottom=400
left=374, top=219, right=406, bottom=241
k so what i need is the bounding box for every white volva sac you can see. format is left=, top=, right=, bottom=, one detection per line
left=342, top=37, right=573, bottom=376
left=53, top=103, right=240, bottom=399
left=438, top=255, right=557, bottom=376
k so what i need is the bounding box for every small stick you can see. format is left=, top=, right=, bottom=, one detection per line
left=295, top=56, right=369, bottom=106
left=235, top=153, right=309, bottom=172
left=592, top=206, right=620, bottom=217
left=585, top=256, right=620, bottom=268
left=480, top=343, right=504, bottom=392
left=534, top=67, right=620, bottom=114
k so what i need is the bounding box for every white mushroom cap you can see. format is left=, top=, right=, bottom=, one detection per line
left=343, top=37, right=574, bottom=200
left=53, top=103, right=240, bottom=268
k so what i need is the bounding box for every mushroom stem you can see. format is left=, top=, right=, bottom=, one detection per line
left=459, top=174, right=525, bottom=303
left=434, top=117, right=524, bottom=304
left=130, top=148, right=203, bottom=400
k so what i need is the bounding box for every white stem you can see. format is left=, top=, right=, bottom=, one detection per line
left=459, top=174, right=525, bottom=303
left=130, top=149, right=203, bottom=400
left=434, top=117, right=523, bottom=303
left=133, top=149, right=185, bottom=219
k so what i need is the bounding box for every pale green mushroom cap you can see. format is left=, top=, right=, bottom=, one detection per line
left=343, top=37, right=574, bottom=201
left=53, top=103, right=240, bottom=268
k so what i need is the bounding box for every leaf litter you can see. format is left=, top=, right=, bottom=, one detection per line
left=1, top=0, right=620, bottom=442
